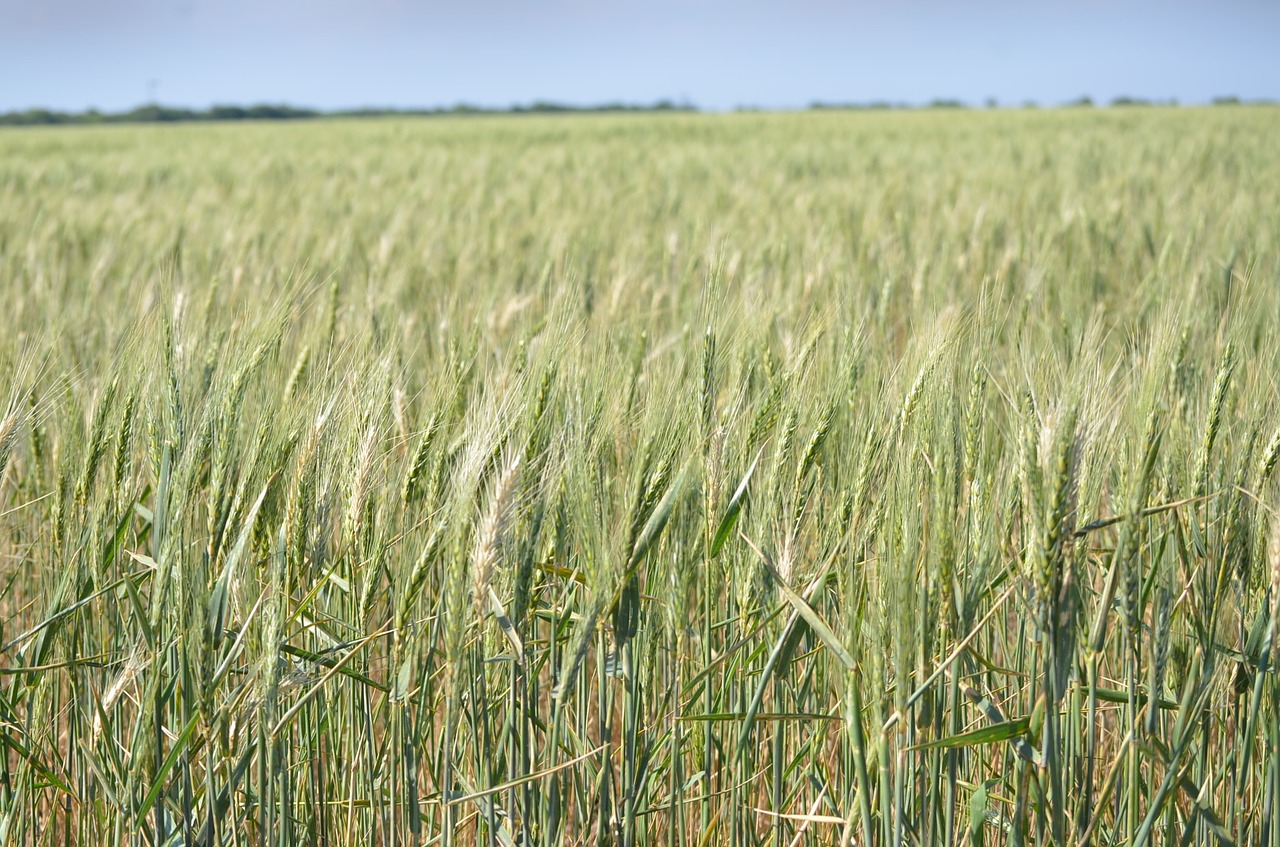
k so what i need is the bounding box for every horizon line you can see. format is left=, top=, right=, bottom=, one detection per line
left=3, top=94, right=1276, bottom=128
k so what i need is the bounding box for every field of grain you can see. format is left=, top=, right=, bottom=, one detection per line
left=1, top=108, right=1279, bottom=846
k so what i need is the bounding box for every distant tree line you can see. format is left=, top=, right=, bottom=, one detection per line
left=0, top=103, right=321, bottom=126
left=3, top=96, right=1273, bottom=127
left=810, top=96, right=1273, bottom=111
left=0, top=100, right=696, bottom=127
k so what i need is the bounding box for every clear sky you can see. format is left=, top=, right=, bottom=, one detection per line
left=2, top=0, right=1278, bottom=113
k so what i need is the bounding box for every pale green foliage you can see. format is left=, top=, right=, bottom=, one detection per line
left=1, top=108, right=1279, bottom=845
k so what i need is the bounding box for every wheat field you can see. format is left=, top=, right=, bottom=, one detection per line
left=1, top=107, right=1279, bottom=845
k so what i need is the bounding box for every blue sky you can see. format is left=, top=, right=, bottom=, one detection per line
left=2, top=0, right=1278, bottom=112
